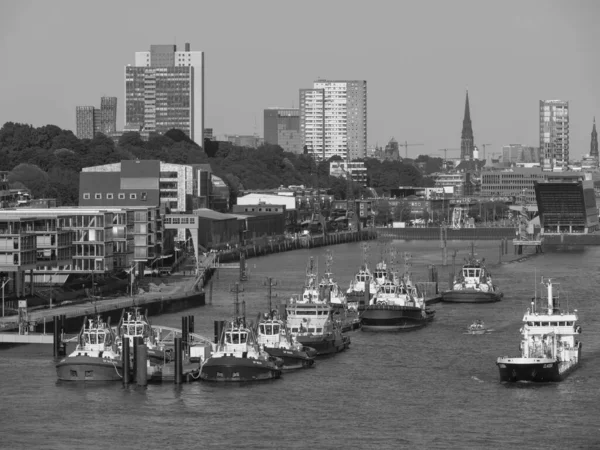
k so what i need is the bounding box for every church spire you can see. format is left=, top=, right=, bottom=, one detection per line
left=591, top=117, right=598, bottom=158
left=460, top=89, right=474, bottom=160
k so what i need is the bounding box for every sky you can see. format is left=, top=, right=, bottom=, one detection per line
left=1, top=0, right=599, bottom=161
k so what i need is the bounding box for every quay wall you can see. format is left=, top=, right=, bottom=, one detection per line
left=376, top=227, right=517, bottom=240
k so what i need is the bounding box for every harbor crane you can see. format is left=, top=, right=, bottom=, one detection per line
left=399, top=141, right=424, bottom=159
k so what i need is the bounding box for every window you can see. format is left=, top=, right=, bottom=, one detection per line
left=130, top=193, right=137, bottom=200
left=83, top=193, right=90, bottom=199
left=107, top=193, right=113, bottom=200
left=141, top=192, right=147, bottom=201
left=95, top=193, right=102, bottom=199
left=118, top=193, right=125, bottom=199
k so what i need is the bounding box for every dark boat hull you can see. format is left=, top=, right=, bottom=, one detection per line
left=497, top=357, right=580, bottom=382
left=360, top=305, right=435, bottom=331
left=441, top=290, right=502, bottom=303
left=199, top=356, right=281, bottom=382
left=263, top=347, right=316, bottom=369
left=295, top=334, right=350, bottom=356
left=56, top=356, right=123, bottom=381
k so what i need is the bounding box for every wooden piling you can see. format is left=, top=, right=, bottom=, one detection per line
left=174, top=337, right=182, bottom=384
left=53, top=316, right=59, bottom=357
left=136, top=344, right=148, bottom=386
left=122, top=337, right=131, bottom=385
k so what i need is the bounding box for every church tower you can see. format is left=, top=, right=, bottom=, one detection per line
left=591, top=117, right=598, bottom=158
left=460, top=90, right=475, bottom=160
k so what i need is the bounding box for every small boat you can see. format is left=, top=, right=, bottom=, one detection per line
left=466, top=320, right=488, bottom=335
left=496, top=277, right=582, bottom=382
left=200, top=293, right=282, bottom=382
left=116, top=307, right=167, bottom=364
left=441, top=248, right=502, bottom=303
left=360, top=271, right=435, bottom=332
left=256, top=311, right=316, bottom=370
left=56, top=315, right=123, bottom=382
left=286, top=258, right=350, bottom=355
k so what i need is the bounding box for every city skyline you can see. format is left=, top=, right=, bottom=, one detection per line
left=1, top=1, right=599, bottom=160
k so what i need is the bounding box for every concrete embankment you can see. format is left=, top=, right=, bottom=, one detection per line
left=377, top=227, right=517, bottom=240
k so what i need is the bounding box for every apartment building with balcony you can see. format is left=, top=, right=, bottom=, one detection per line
left=540, top=100, right=569, bottom=171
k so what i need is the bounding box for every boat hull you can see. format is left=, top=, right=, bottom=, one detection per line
left=295, top=334, right=349, bottom=356
left=56, top=355, right=123, bottom=381
left=360, top=306, right=435, bottom=331
left=441, top=290, right=502, bottom=303
left=199, top=356, right=281, bottom=382
left=263, top=346, right=316, bottom=369
left=496, top=357, right=579, bottom=382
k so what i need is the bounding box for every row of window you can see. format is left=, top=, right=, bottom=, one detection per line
left=83, top=193, right=148, bottom=201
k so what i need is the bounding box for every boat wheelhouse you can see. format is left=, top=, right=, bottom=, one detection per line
left=257, top=315, right=316, bottom=369
left=116, top=308, right=166, bottom=364
left=441, top=253, right=502, bottom=303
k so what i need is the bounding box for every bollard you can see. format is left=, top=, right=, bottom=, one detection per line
left=132, top=336, right=143, bottom=381
left=53, top=316, right=59, bottom=357
left=174, top=337, right=182, bottom=384
left=181, top=316, right=189, bottom=354
left=136, top=344, right=148, bottom=386
left=60, top=315, right=66, bottom=337
left=122, top=337, right=131, bottom=385
left=189, top=315, right=194, bottom=333
left=364, top=275, right=370, bottom=306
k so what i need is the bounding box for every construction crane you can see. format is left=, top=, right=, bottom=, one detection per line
left=489, top=151, right=501, bottom=162
left=399, top=141, right=424, bottom=159
left=438, top=148, right=461, bottom=169
left=479, top=143, right=492, bottom=162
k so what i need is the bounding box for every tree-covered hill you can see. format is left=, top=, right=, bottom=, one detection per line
left=0, top=122, right=438, bottom=206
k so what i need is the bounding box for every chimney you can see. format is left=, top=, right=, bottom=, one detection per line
left=185, top=43, right=190, bottom=51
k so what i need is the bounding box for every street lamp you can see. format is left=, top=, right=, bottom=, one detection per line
left=2, top=277, right=12, bottom=318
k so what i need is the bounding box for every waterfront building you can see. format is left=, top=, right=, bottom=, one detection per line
left=125, top=43, right=204, bottom=145
left=264, top=108, right=302, bottom=153
left=300, top=80, right=367, bottom=161
left=460, top=90, right=475, bottom=161
left=540, top=100, right=569, bottom=171
left=433, top=172, right=476, bottom=197
left=329, top=161, right=368, bottom=187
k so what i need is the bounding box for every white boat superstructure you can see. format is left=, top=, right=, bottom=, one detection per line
left=319, top=270, right=347, bottom=307
left=212, top=318, right=264, bottom=359
left=452, top=258, right=494, bottom=292
left=72, top=316, right=119, bottom=359
left=372, top=261, right=389, bottom=286
left=346, top=265, right=378, bottom=298
left=257, top=317, right=302, bottom=351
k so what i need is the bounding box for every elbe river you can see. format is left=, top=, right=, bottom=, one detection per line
left=1, top=240, right=599, bottom=450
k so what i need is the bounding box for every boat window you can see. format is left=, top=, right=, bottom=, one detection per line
left=225, top=333, right=232, bottom=344
left=84, top=333, right=90, bottom=344
left=259, top=324, right=265, bottom=334
left=559, top=321, right=565, bottom=326
left=568, top=321, right=573, bottom=326
left=541, top=322, right=548, bottom=326
left=316, top=328, right=322, bottom=333
left=308, top=328, right=315, bottom=333
left=292, top=328, right=299, bottom=332
left=527, top=322, right=533, bottom=326
left=128, top=325, right=136, bottom=335
left=98, top=334, right=105, bottom=344
left=136, top=325, right=144, bottom=335
left=273, top=325, right=280, bottom=334
left=89, top=334, right=97, bottom=345
left=121, top=325, right=127, bottom=335
left=239, top=333, right=247, bottom=344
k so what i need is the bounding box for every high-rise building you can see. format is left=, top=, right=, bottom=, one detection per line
left=264, top=108, right=302, bottom=153
left=100, top=97, right=117, bottom=134
left=125, top=43, right=204, bottom=144
left=539, top=100, right=569, bottom=171
left=460, top=90, right=475, bottom=161
left=76, top=106, right=95, bottom=139
left=300, top=80, right=367, bottom=161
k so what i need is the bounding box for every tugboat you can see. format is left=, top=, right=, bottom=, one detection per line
left=200, top=285, right=282, bottom=382
left=56, top=315, right=123, bottom=381
left=360, top=254, right=435, bottom=331
left=255, top=279, right=316, bottom=370
left=116, top=307, right=167, bottom=364
left=346, top=244, right=378, bottom=310
left=496, top=277, right=582, bottom=382
left=441, top=244, right=502, bottom=303
left=318, top=250, right=348, bottom=310
left=372, top=259, right=389, bottom=287
left=286, top=258, right=350, bottom=355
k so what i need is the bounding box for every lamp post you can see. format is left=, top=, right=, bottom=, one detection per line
left=2, top=277, right=12, bottom=318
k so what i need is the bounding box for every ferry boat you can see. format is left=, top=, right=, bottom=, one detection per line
left=200, top=294, right=282, bottom=382
left=256, top=311, right=316, bottom=370
left=116, top=307, right=167, bottom=364
left=496, top=278, right=582, bottom=382
left=286, top=258, right=350, bottom=356
left=360, top=272, right=435, bottom=331
left=441, top=253, right=502, bottom=303
left=56, top=315, right=123, bottom=382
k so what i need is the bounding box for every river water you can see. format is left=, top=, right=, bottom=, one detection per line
left=1, top=240, right=599, bottom=450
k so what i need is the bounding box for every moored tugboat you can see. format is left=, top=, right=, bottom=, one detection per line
left=318, top=250, right=348, bottom=310
left=56, top=315, right=123, bottom=382
left=346, top=245, right=379, bottom=310
left=116, top=307, right=167, bottom=364
left=360, top=271, right=435, bottom=332
left=286, top=258, right=350, bottom=356
left=496, top=277, right=582, bottom=382
left=200, top=289, right=282, bottom=382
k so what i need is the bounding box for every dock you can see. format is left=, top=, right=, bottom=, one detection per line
left=0, top=332, right=54, bottom=344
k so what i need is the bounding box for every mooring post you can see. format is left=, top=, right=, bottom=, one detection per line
left=136, top=344, right=148, bottom=387
left=132, top=336, right=143, bottom=382
left=53, top=316, right=59, bottom=357
left=498, top=241, right=502, bottom=263
left=188, top=315, right=194, bottom=333
left=122, top=337, right=131, bottom=385
left=174, top=337, right=182, bottom=384
left=181, top=316, right=188, bottom=354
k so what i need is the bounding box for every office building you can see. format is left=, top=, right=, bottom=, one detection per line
left=264, top=108, right=302, bottom=153
left=300, top=80, right=367, bottom=161
left=125, top=43, right=204, bottom=144
left=539, top=100, right=569, bottom=171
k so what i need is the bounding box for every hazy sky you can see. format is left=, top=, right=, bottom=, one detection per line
left=1, top=0, right=599, bottom=160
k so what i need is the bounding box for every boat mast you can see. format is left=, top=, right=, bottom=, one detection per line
left=264, top=277, right=277, bottom=312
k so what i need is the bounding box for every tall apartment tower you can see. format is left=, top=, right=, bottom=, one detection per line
left=100, top=97, right=117, bottom=134
left=460, top=90, right=475, bottom=161
left=75, top=97, right=118, bottom=139
left=125, top=43, right=204, bottom=144
left=264, top=108, right=302, bottom=153
left=299, top=80, right=367, bottom=161
left=539, top=100, right=569, bottom=171
left=76, top=106, right=95, bottom=139
left=590, top=117, right=598, bottom=159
